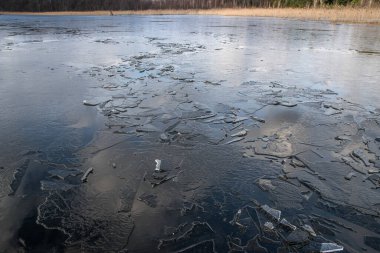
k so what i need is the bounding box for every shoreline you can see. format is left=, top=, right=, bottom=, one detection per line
left=1, top=8, right=380, bottom=24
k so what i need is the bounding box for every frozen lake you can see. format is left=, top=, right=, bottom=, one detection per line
left=0, top=14, right=380, bottom=252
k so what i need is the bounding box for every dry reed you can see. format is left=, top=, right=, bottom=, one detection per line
left=1, top=8, right=379, bottom=24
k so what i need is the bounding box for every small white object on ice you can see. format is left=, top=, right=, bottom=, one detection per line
left=155, top=159, right=162, bottom=172
left=82, top=100, right=99, bottom=106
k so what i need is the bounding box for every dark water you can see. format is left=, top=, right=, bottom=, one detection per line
left=0, top=14, right=380, bottom=252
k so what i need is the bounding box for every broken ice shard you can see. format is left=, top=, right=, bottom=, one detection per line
left=319, top=243, right=344, bottom=252
left=261, top=204, right=281, bottom=221
left=263, top=221, right=275, bottom=230
left=81, top=167, right=94, bottom=182
left=308, top=242, right=344, bottom=253
left=231, top=130, right=247, bottom=137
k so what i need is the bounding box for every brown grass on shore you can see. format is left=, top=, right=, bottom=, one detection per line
left=1, top=8, right=380, bottom=24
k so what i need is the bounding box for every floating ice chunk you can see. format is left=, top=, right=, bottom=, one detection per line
left=155, top=159, right=162, bottom=172
left=204, top=116, right=226, bottom=123
left=335, top=136, right=351, bottom=141
left=368, top=169, right=380, bottom=174
left=263, top=221, right=274, bottom=230
left=307, top=242, right=344, bottom=252
left=258, top=179, right=275, bottom=191
left=233, top=116, right=249, bottom=123
left=225, top=117, right=248, bottom=123
left=81, top=167, right=94, bottom=182
left=279, top=101, right=297, bottom=107
left=261, top=204, right=281, bottom=221
left=302, top=224, right=317, bottom=236
left=188, top=113, right=216, bottom=120
left=344, top=172, right=355, bottom=180
left=251, top=116, right=265, bottom=123
left=319, top=243, right=344, bottom=252
left=160, top=133, right=169, bottom=142
left=231, top=130, right=247, bottom=137
left=82, top=100, right=100, bottom=106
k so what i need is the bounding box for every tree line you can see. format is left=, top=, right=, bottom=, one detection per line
left=0, top=0, right=378, bottom=11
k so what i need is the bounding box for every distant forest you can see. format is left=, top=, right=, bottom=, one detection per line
left=0, top=0, right=378, bottom=11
